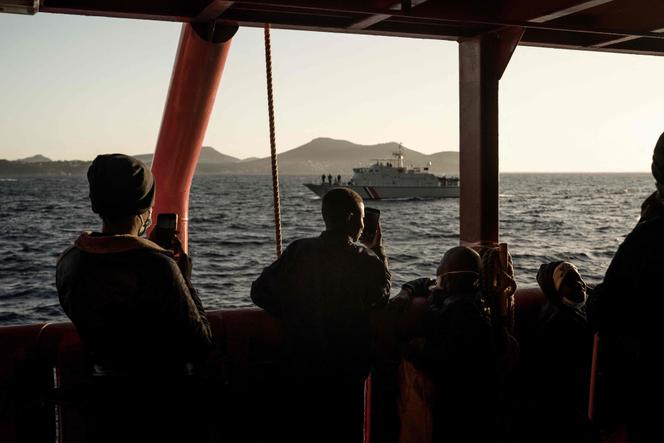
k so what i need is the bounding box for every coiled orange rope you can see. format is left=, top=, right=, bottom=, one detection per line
left=264, top=23, right=283, bottom=257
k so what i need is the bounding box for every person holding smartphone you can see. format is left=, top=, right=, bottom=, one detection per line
left=251, top=187, right=390, bottom=443
left=56, top=154, right=212, bottom=442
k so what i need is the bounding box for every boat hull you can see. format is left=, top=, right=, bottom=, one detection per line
left=304, top=183, right=459, bottom=200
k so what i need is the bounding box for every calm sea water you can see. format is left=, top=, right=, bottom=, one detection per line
left=0, top=173, right=652, bottom=325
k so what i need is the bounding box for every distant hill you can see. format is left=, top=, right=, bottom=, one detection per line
left=135, top=146, right=240, bottom=165
left=17, top=154, right=51, bottom=163
left=0, top=139, right=459, bottom=176
left=205, top=138, right=459, bottom=175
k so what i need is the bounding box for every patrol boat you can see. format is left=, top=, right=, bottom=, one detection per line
left=304, top=145, right=459, bottom=200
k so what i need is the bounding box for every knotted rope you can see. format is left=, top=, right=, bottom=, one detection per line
left=477, top=244, right=517, bottom=334
left=264, top=23, right=283, bottom=257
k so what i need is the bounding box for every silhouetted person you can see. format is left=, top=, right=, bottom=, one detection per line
left=251, top=187, right=390, bottom=442
left=517, top=261, right=596, bottom=443
left=587, top=131, right=664, bottom=442
left=321, top=173, right=325, bottom=184
left=391, top=246, right=497, bottom=443
left=337, top=174, right=342, bottom=184
left=327, top=173, right=333, bottom=184
left=56, top=154, right=212, bottom=442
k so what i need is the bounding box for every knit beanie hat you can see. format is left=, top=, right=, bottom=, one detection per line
left=87, top=154, right=155, bottom=217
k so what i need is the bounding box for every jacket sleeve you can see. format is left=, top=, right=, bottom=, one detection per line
left=366, top=255, right=391, bottom=310
left=402, top=277, right=435, bottom=299
left=251, top=245, right=293, bottom=317
left=586, top=229, right=640, bottom=335
left=162, top=259, right=214, bottom=359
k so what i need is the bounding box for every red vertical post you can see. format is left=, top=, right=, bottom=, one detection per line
left=458, top=28, right=523, bottom=244
left=151, top=23, right=237, bottom=252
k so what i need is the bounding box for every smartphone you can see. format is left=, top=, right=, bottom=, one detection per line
left=153, top=213, right=178, bottom=250
left=360, top=207, right=380, bottom=243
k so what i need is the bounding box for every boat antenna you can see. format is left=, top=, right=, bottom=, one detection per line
left=264, top=23, right=283, bottom=257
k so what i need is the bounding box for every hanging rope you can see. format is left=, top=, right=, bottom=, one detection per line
left=264, top=23, right=283, bottom=257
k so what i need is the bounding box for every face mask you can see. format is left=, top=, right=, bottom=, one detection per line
left=436, top=271, right=480, bottom=293
left=561, top=293, right=586, bottom=308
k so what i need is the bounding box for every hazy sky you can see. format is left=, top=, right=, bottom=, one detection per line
left=2, top=13, right=664, bottom=171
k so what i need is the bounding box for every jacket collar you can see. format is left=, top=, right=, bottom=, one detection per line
left=74, top=231, right=167, bottom=254
left=319, top=230, right=353, bottom=245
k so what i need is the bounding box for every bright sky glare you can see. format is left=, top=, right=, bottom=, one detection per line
left=1, top=13, right=664, bottom=172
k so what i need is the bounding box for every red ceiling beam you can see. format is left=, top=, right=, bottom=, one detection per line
left=348, top=0, right=429, bottom=30
left=528, top=0, right=614, bottom=23
left=196, top=0, right=234, bottom=21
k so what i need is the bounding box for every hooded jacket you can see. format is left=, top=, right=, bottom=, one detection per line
left=56, top=232, right=212, bottom=374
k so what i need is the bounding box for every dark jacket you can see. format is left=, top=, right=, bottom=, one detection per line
left=405, top=282, right=496, bottom=443
left=251, top=230, right=391, bottom=378
left=519, top=300, right=595, bottom=443
left=56, top=232, right=212, bottom=374
left=586, top=210, right=664, bottom=440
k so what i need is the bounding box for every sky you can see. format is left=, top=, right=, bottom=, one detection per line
left=1, top=13, right=664, bottom=171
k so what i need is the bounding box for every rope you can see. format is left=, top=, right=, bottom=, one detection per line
left=477, top=244, right=517, bottom=333
left=264, top=23, right=283, bottom=257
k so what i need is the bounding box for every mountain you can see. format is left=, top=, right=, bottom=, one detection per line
left=134, top=146, right=240, bottom=165
left=206, top=138, right=459, bottom=175
left=0, top=139, right=459, bottom=176
left=17, top=154, right=51, bottom=163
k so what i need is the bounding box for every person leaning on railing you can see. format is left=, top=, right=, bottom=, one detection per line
left=55, top=154, right=213, bottom=442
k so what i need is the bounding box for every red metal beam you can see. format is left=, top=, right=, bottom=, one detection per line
left=458, top=28, right=523, bottom=244
left=35, top=0, right=664, bottom=44
left=151, top=23, right=237, bottom=252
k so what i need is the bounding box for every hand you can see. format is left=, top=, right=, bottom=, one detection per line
left=361, top=221, right=382, bottom=250
left=172, top=236, right=192, bottom=281
left=387, top=290, right=412, bottom=313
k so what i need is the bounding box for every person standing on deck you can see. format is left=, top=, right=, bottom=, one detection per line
left=586, top=131, right=664, bottom=442
left=251, top=187, right=391, bottom=442
left=56, top=154, right=213, bottom=442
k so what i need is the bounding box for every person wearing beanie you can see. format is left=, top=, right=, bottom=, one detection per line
left=56, top=154, right=213, bottom=442
left=586, top=131, right=664, bottom=442
left=516, top=261, right=596, bottom=443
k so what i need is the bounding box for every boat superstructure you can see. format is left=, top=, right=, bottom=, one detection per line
left=2, top=1, right=663, bottom=442
left=304, top=145, right=459, bottom=200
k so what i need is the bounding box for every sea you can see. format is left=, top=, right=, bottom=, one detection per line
left=0, top=173, right=652, bottom=325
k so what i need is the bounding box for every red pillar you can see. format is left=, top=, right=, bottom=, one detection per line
left=151, top=23, right=237, bottom=252
left=459, top=27, right=523, bottom=244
